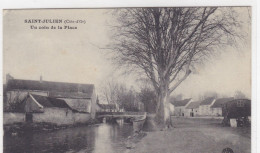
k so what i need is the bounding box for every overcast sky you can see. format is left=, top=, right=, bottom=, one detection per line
left=3, top=8, right=251, bottom=99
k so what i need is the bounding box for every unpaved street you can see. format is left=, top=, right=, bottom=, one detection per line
left=129, top=117, right=250, bottom=153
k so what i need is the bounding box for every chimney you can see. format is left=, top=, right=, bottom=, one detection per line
left=6, top=73, right=14, bottom=84
left=40, top=75, right=43, bottom=83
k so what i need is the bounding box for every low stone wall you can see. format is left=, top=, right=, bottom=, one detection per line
left=3, top=112, right=25, bottom=124
left=74, top=112, right=91, bottom=124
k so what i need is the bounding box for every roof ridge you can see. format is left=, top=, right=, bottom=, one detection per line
left=29, top=94, right=44, bottom=108
left=7, top=79, right=95, bottom=95
left=30, top=94, right=74, bottom=110
left=10, top=78, right=94, bottom=86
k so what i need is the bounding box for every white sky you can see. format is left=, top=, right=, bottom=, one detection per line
left=3, top=8, right=251, bottom=99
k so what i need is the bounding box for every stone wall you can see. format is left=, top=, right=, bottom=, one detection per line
left=184, top=109, right=192, bottom=117
left=33, top=108, right=91, bottom=125
left=211, top=108, right=222, bottom=116
left=3, top=112, right=25, bottom=124
left=74, top=113, right=91, bottom=124
left=33, top=108, right=74, bottom=125
left=4, top=108, right=91, bottom=125
left=174, top=106, right=185, bottom=116
left=194, top=108, right=200, bottom=116
left=184, top=108, right=200, bottom=117
left=199, top=105, right=211, bottom=116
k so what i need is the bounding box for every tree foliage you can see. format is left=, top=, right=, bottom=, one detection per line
left=234, top=90, right=247, bottom=99
left=139, top=87, right=157, bottom=113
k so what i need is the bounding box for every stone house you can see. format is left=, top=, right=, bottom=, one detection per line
left=170, top=98, right=192, bottom=116
left=4, top=94, right=91, bottom=125
left=210, top=97, right=234, bottom=116
left=198, top=97, right=216, bottom=116
left=185, top=101, right=201, bottom=117
left=4, top=75, right=96, bottom=124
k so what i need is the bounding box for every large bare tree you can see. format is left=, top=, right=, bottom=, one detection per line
left=110, top=7, right=243, bottom=127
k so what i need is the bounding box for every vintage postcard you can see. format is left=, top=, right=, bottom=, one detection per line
left=3, top=7, right=252, bottom=153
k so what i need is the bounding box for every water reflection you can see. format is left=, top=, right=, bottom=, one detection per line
left=93, top=124, right=113, bottom=153
left=4, top=123, right=133, bottom=153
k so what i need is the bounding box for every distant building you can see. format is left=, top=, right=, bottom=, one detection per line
left=96, top=97, right=124, bottom=112
left=199, top=97, right=215, bottom=116
left=4, top=74, right=96, bottom=124
left=170, top=98, right=192, bottom=116
left=210, top=97, right=234, bottom=116
left=185, top=101, right=201, bottom=117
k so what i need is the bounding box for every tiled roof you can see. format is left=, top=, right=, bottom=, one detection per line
left=186, top=101, right=201, bottom=109
left=62, top=98, right=91, bottom=113
left=49, top=91, right=92, bottom=99
left=31, top=94, right=72, bottom=109
left=200, top=97, right=215, bottom=105
left=211, top=97, right=234, bottom=108
left=7, top=79, right=94, bottom=97
left=170, top=98, right=191, bottom=107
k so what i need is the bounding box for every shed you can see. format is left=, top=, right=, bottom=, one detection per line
left=222, top=99, right=251, bottom=127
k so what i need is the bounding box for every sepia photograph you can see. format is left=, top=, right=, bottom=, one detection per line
left=3, top=7, right=251, bottom=153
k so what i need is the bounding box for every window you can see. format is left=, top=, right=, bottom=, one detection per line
left=237, top=101, right=244, bottom=107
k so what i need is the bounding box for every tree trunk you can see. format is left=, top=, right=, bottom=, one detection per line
left=155, top=85, right=172, bottom=129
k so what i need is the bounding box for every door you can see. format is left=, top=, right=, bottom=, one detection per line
left=25, top=113, right=33, bottom=122
left=191, top=112, right=194, bottom=117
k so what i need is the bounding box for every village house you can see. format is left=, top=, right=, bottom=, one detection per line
left=170, top=98, right=192, bottom=116
left=3, top=93, right=91, bottom=125
left=4, top=74, right=96, bottom=125
left=185, top=101, right=201, bottom=117
left=210, top=97, right=234, bottom=116
left=199, top=97, right=216, bottom=116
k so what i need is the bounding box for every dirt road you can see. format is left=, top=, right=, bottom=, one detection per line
left=128, top=117, right=250, bottom=153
